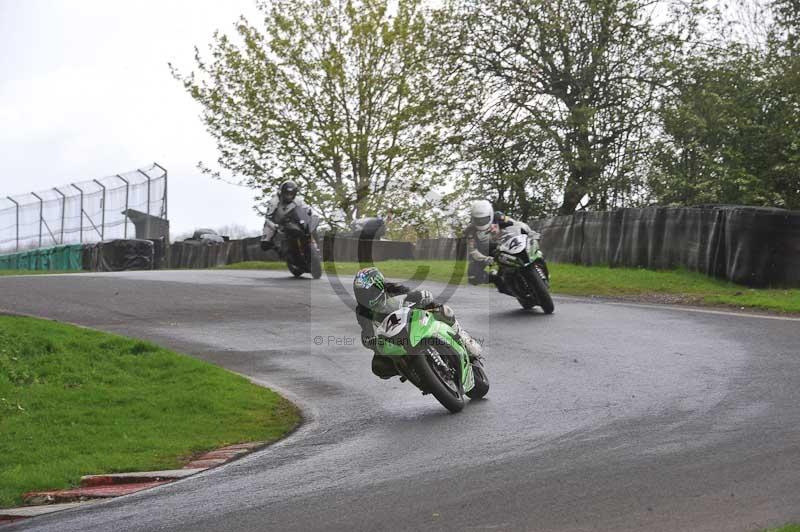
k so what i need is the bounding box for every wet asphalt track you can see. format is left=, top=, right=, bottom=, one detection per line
left=1, top=269, right=799, bottom=532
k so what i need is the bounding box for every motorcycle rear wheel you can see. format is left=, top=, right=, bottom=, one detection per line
left=409, top=347, right=465, bottom=413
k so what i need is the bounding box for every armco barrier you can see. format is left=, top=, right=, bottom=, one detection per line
left=0, top=241, right=153, bottom=272
left=241, top=236, right=280, bottom=263
left=1, top=237, right=427, bottom=271
left=8, top=207, right=793, bottom=286
left=531, top=206, right=800, bottom=287
left=167, top=236, right=414, bottom=267
left=166, top=238, right=279, bottom=269
left=415, top=238, right=466, bottom=260
left=168, top=241, right=221, bottom=269
left=322, top=236, right=415, bottom=262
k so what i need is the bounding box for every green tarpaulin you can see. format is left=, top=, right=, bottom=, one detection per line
left=0, top=245, right=84, bottom=271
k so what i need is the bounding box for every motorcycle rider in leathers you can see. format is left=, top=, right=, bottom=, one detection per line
left=261, top=181, right=307, bottom=252
left=353, top=267, right=482, bottom=379
left=464, top=199, right=534, bottom=294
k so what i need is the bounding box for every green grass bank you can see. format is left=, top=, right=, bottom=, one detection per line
left=223, top=260, right=800, bottom=314
left=0, top=316, right=300, bottom=508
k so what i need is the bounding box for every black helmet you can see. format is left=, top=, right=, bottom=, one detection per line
left=353, top=267, right=387, bottom=310
left=279, top=181, right=298, bottom=205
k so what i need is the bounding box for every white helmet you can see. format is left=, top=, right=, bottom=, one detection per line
left=470, top=200, right=494, bottom=230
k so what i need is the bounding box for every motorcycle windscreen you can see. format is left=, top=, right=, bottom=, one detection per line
left=498, top=234, right=528, bottom=254
left=375, top=307, right=412, bottom=356
left=308, top=213, right=320, bottom=233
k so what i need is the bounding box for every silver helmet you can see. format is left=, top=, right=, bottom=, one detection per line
left=469, top=199, right=494, bottom=230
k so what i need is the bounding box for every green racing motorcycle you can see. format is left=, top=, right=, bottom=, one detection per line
left=493, top=231, right=555, bottom=314
left=375, top=305, right=489, bottom=413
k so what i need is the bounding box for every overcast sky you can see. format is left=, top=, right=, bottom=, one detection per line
left=0, top=0, right=266, bottom=236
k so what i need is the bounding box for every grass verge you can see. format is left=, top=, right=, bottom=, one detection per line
left=222, top=260, right=800, bottom=314
left=765, top=526, right=800, bottom=532
left=0, top=316, right=300, bottom=508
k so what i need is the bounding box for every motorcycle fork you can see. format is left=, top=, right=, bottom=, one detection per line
left=533, top=259, right=549, bottom=282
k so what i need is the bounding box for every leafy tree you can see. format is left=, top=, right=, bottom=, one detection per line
left=171, top=0, right=460, bottom=227
left=769, top=0, right=800, bottom=208
left=459, top=109, right=562, bottom=220
left=650, top=0, right=800, bottom=209
left=651, top=47, right=777, bottom=205
left=440, top=0, right=699, bottom=215
left=773, top=0, right=800, bottom=48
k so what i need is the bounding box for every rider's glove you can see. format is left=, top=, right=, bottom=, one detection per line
left=407, top=289, right=435, bottom=308
left=422, top=292, right=436, bottom=308
left=484, top=256, right=495, bottom=266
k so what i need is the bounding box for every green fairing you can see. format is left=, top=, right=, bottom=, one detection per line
left=409, top=311, right=466, bottom=356
left=377, top=309, right=464, bottom=355
left=377, top=309, right=473, bottom=392
left=376, top=339, right=406, bottom=356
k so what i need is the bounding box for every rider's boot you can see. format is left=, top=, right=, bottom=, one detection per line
left=451, top=319, right=483, bottom=361
left=487, top=272, right=512, bottom=295
left=371, top=353, right=399, bottom=379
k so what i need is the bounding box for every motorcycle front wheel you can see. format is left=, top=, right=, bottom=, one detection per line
left=287, top=245, right=304, bottom=277
left=287, top=260, right=304, bottom=277
left=409, top=346, right=465, bottom=413
left=522, top=266, right=555, bottom=314
left=309, top=245, right=322, bottom=279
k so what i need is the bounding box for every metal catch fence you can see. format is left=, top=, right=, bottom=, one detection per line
left=0, top=163, right=167, bottom=253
